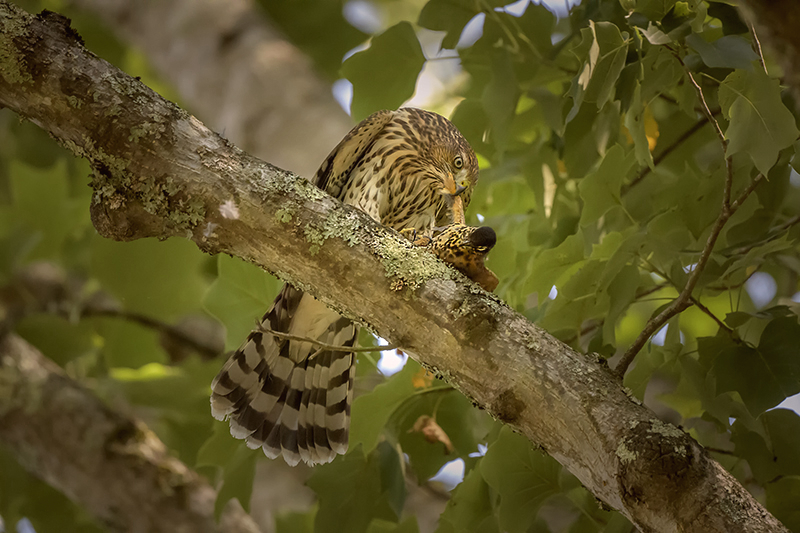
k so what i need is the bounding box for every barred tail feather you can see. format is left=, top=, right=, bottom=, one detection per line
left=210, top=284, right=358, bottom=466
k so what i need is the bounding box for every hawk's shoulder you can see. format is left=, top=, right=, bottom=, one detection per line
left=314, top=110, right=396, bottom=195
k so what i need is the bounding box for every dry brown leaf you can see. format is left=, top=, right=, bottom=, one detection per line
left=408, top=415, right=454, bottom=453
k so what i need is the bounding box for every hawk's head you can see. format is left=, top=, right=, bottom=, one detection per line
left=400, top=108, right=479, bottom=217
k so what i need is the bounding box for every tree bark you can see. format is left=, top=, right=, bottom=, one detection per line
left=64, top=0, right=352, bottom=177
left=0, top=333, right=262, bottom=533
left=0, top=2, right=788, bottom=532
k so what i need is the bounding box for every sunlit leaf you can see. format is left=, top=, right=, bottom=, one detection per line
left=568, top=21, right=629, bottom=121
left=342, top=22, right=425, bottom=121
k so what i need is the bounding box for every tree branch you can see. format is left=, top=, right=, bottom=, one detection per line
left=0, top=333, right=262, bottom=533
left=0, top=3, right=786, bottom=532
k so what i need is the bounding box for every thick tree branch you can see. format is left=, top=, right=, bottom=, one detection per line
left=0, top=334, right=261, bottom=533
left=0, top=3, right=787, bottom=532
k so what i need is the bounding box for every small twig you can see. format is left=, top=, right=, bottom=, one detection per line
left=689, top=296, right=735, bottom=336
left=256, top=323, right=399, bottom=353
left=704, top=446, right=736, bottom=456
left=686, top=69, right=733, bottom=209
left=749, top=22, right=768, bottom=74
left=643, top=264, right=736, bottom=338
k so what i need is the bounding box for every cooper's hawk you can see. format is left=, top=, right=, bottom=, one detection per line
left=211, top=108, right=479, bottom=466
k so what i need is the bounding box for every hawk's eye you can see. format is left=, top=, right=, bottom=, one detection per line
left=453, top=155, right=463, bottom=169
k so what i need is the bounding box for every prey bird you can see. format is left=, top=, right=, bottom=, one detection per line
left=211, top=108, right=479, bottom=466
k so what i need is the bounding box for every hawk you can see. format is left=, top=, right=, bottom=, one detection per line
left=211, top=108, right=479, bottom=466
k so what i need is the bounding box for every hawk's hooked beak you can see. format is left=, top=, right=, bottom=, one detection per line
left=443, top=172, right=469, bottom=197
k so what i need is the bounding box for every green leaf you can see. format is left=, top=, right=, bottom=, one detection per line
left=526, top=231, right=585, bottom=300
left=16, top=314, right=97, bottom=366
left=110, top=359, right=220, bottom=421
left=766, top=476, right=800, bottom=531
left=568, top=21, right=629, bottom=121
left=720, top=234, right=793, bottom=281
left=90, top=237, right=209, bottom=321
left=367, top=517, right=420, bottom=533
left=263, top=0, right=367, bottom=80
left=540, top=260, right=607, bottom=333
left=480, top=427, right=561, bottom=533
left=6, top=159, right=88, bottom=262
left=436, top=463, right=499, bottom=533
left=731, top=419, right=781, bottom=484
left=376, top=441, right=406, bottom=519
left=634, top=0, right=678, bottom=21
left=197, top=420, right=243, bottom=470
left=734, top=408, right=800, bottom=485
left=203, top=254, right=282, bottom=349
left=349, top=361, right=420, bottom=453
left=718, top=70, right=800, bottom=174
left=624, top=83, right=655, bottom=169
left=686, top=33, right=758, bottom=69
left=602, top=264, right=642, bottom=346
left=275, top=508, right=316, bottom=533
left=482, top=49, right=520, bottom=155
left=713, top=317, right=800, bottom=415
left=579, top=145, right=635, bottom=225
left=418, top=0, right=503, bottom=49
left=516, top=3, right=556, bottom=57
left=342, top=22, right=426, bottom=121
left=92, top=316, right=164, bottom=368
left=762, top=409, right=800, bottom=477
left=214, top=445, right=258, bottom=518
left=565, top=488, right=634, bottom=533
left=307, top=445, right=399, bottom=533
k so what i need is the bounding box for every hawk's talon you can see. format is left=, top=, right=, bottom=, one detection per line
left=400, top=227, right=432, bottom=247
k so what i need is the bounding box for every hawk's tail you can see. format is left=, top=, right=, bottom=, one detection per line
left=210, top=285, right=357, bottom=466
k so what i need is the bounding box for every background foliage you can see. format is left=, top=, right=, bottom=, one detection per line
left=1, top=0, right=800, bottom=532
